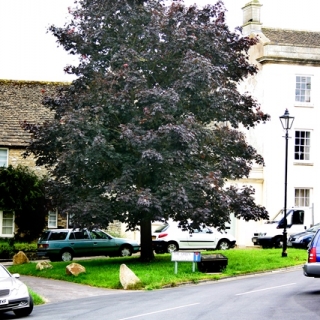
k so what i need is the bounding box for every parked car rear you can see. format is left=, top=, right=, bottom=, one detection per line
left=37, top=228, right=140, bottom=262
left=303, top=229, right=320, bottom=277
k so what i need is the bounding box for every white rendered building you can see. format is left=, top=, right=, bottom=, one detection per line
left=231, top=0, right=320, bottom=246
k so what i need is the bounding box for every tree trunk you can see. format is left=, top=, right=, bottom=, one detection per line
left=139, top=218, right=155, bottom=262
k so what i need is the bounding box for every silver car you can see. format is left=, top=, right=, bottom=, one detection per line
left=0, top=264, right=33, bottom=317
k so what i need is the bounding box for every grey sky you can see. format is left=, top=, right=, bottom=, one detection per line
left=0, top=0, right=317, bottom=82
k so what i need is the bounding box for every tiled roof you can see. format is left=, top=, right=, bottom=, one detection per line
left=262, top=28, right=320, bottom=47
left=0, top=80, right=67, bottom=147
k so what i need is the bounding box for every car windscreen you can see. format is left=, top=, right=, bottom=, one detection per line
left=306, top=225, right=320, bottom=232
left=0, top=266, right=10, bottom=278
left=154, top=224, right=169, bottom=233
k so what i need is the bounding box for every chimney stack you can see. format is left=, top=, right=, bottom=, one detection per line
left=242, top=0, right=262, bottom=36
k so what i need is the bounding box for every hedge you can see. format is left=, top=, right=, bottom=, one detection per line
left=0, top=241, right=37, bottom=260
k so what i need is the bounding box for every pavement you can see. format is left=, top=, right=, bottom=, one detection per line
left=20, top=275, right=126, bottom=304
left=1, top=259, right=127, bottom=304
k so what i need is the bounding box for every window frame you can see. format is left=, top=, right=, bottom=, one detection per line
left=294, top=188, right=311, bottom=207
left=0, top=148, right=8, bottom=167
left=295, top=75, right=313, bottom=107
left=48, top=210, right=58, bottom=228
left=294, top=130, right=311, bottom=162
left=0, top=211, right=15, bottom=237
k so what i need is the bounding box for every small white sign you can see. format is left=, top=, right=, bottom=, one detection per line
left=171, top=251, right=201, bottom=262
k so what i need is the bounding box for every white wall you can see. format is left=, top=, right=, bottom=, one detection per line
left=234, top=57, right=320, bottom=247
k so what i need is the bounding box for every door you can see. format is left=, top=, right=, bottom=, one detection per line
left=278, top=210, right=307, bottom=236
left=88, top=229, right=118, bottom=256
left=68, top=229, right=94, bottom=256
left=187, top=227, right=216, bottom=249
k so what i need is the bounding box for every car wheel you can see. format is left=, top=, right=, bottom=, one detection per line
left=60, top=250, right=73, bottom=261
left=166, top=242, right=179, bottom=253
left=120, top=245, right=133, bottom=257
left=13, top=294, right=33, bottom=317
left=217, top=239, right=230, bottom=250
left=274, top=236, right=283, bottom=248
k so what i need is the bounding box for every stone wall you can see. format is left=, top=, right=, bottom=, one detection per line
left=8, top=147, right=47, bottom=176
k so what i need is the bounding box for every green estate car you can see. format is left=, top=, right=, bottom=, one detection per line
left=37, top=228, right=140, bottom=262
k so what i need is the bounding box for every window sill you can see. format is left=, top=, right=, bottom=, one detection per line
left=293, top=162, right=314, bottom=166
left=294, top=103, right=314, bottom=108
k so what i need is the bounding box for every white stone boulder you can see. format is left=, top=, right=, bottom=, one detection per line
left=66, top=263, right=86, bottom=276
left=36, top=261, right=53, bottom=270
left=119, top=263, right=141, bottom=290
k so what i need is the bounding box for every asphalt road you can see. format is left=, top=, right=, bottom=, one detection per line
left=4, top=266, right=320, bottom=320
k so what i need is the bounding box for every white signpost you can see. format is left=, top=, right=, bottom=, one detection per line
left=171, top=251, right=201, bottom=274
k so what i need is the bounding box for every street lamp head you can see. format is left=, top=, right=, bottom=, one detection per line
left=280, top=109, right=295, bottom=130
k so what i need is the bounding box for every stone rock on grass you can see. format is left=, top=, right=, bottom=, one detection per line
left=36, top=261, right=53, bottom=270
left=66, top=263, right=86, bottom=276
left=119, top=263, right=141, bottom=290
left=13, top=251, right=29, bottom=265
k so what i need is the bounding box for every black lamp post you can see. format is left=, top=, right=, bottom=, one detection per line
left=279, top=109, right=294, bottom=257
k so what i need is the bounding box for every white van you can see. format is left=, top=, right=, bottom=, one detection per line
left=252, top=207, right=314, bottom=248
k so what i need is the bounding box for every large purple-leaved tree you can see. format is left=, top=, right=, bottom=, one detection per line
left=22, top=0, right=269, bottom=261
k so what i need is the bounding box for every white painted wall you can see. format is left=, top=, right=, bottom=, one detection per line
left=232, top=2, right=320, bottom=246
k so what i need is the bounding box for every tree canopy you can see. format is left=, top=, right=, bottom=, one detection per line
left=22, top=0, right=269, bottom=260
left=0, top=165, right=47, bottom=241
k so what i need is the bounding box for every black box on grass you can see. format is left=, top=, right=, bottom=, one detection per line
left=197, top=253, right=228, bottom=273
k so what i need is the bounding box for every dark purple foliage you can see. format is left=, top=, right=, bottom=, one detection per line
left=22, top=0, right=269, bottom=261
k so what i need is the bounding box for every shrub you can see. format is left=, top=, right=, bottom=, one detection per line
left=0, top=240, right=37, bottom=260
left=0, top=165, right=48, bottom=242
left=0, top=242, right=15, bottom=259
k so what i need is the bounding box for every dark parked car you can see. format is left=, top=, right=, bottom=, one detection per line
left=303, top=229, right=320, bottom=277
left=37, top=228, right=140, bottom=262
left=0, top=264, right=33, bottom=317
left=288, top=223, right=320, bottom=249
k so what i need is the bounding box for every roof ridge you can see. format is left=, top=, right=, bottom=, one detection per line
left=262, top=27, right=320, bottom=34
left=0, top=79, right=71, bottom=85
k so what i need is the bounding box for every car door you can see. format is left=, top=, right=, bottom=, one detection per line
left=286, top=209, right=308, bottom=236
left=187, top=227, right=216, bottom=249
left=68, top=229, right=94, bottom=256
left=88, top=229, right=118, bottom=256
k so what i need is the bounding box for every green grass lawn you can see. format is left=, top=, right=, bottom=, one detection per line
left=8, top=248, right=307, bottom=292
left=28, top=288, right=46, bottom=306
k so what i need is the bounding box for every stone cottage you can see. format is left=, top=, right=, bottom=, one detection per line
left=0, top=80, right=136, bottom=240
left=0, top=80, right=68, bottom=237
